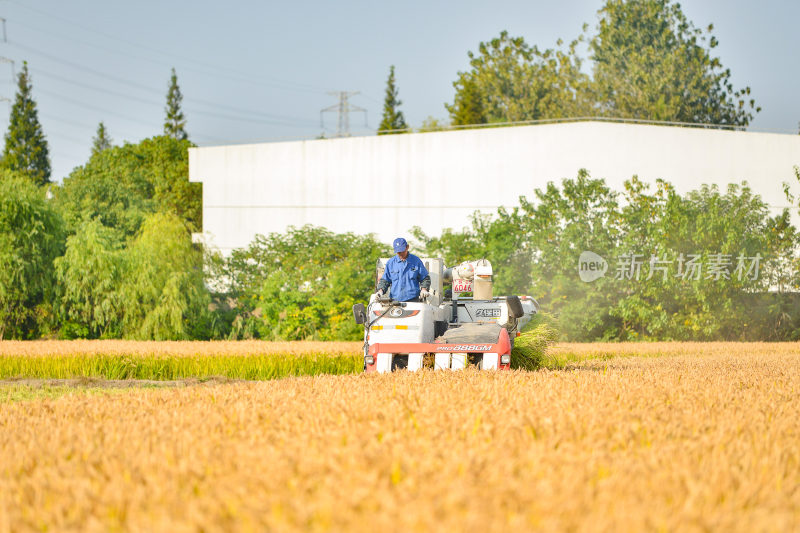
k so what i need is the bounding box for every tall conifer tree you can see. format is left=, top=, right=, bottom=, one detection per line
left=377, top=65, right=407, bottom=135
left=164, top=68, right=188, bottom=140
left=2, top=61, right=51, bottom=185
left=91, top=122, right=113, bottom=156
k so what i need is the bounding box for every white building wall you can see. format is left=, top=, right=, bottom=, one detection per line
left=189, top=121, right=800, bottom=253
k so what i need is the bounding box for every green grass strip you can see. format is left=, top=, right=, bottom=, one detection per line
left=0, top=384, right=151, bottom=403
left=0, top=353, right=363, bottom=381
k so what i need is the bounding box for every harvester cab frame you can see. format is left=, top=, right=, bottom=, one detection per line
left=354, top=257, right=538, bottom=373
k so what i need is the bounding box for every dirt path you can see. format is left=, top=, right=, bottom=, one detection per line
left=0, top=377, right=241, bottom=388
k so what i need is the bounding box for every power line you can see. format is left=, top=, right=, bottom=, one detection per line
left=8, top=1, right=332, bottom=94
left=34, top=86, right=157, bottom=128
left=12, top=42, right=318, bottom=126
left=360, top=92, right=382, bottom=104
left=36, top=114, right=229, bottom=146
left=10, top=41, right=163, bottom=94
left=51, top=149, right=83, bottom=160
left=44, top=132, right=90, bottom=147
left=0, top=15, right=345, bottom=146
left=10, top=20, right=323, bottom=96
left=30, top=67, right=314, bottom=128
left=32, top=68, right=163, bottom=107
left=38, top=112, right=95, bottom=130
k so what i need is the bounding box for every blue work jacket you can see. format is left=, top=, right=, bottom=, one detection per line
left=381, top=254, right=429, bottom=302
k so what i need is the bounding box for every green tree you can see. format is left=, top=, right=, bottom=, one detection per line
left=56, top=136, right=201, bottom=236
left=418, top=116, right=450, bottom=132
left=54, top=219, right=125, bottom=338
left=411, top=210, right=532, bottom=298
left=0, top=171, right=64, bottom=339
left=120, top=212, right=209, bottom=340
left=783, top=166, right=800, bottom=292
left=164, top=68, right=188, bottom=140
left=513, top=175, right=799, bottom=341
left=2, top=62, right=51, bottom=185
left=590, top=0, right=759, bottom=126
left=91, top=122, right=113, bottom=156
left=498, top=170, right=623, bottom=339
left=415, top=171, right=799, bottom=341
left=447, top=31, right=590, bottom=124
left=226, top=226, right=387, bottom=340
left=377, top=65, right=408, bottom=134
left=448, top=75, right=486, bottom=126
left=410, top=225, right=483, bottom=267
left=608, top=179, right=795, bottom=340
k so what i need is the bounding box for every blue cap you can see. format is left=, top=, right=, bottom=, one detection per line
left=392, top=237, right=408, bottom=253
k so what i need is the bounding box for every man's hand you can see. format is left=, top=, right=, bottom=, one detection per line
left=376, top=289, right=384, bottom=297
left=419, top=288, right=429, bottom=300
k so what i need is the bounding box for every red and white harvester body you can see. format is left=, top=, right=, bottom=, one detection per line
left=352, top=258, right=538, bottom=373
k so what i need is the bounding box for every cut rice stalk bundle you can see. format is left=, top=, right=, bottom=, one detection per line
left=510, top=323, right=559, bottom=370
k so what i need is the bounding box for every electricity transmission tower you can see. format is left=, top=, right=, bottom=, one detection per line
left=0, top=18, right=13, bottom=107
left=320, top=91, right=367, bottom=137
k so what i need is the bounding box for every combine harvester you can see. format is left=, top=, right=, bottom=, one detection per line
left=353, top=258, right=538, bottom=373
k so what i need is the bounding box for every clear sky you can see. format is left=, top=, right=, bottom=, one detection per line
left=1, top=0, right=798, bottom=181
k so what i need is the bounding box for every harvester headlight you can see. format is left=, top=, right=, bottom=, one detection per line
left=365, top=355, right=375, bottom=365
left=500, top=354, right=511, bottom=365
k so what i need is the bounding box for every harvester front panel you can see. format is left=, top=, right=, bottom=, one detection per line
left=366, top=322, right=511, bottom=373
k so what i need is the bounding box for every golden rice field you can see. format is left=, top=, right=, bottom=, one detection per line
left=0, top=342, right=798, bottom=531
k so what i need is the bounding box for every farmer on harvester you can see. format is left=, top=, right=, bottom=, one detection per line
left=375, top=237, right=431, bottom=302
